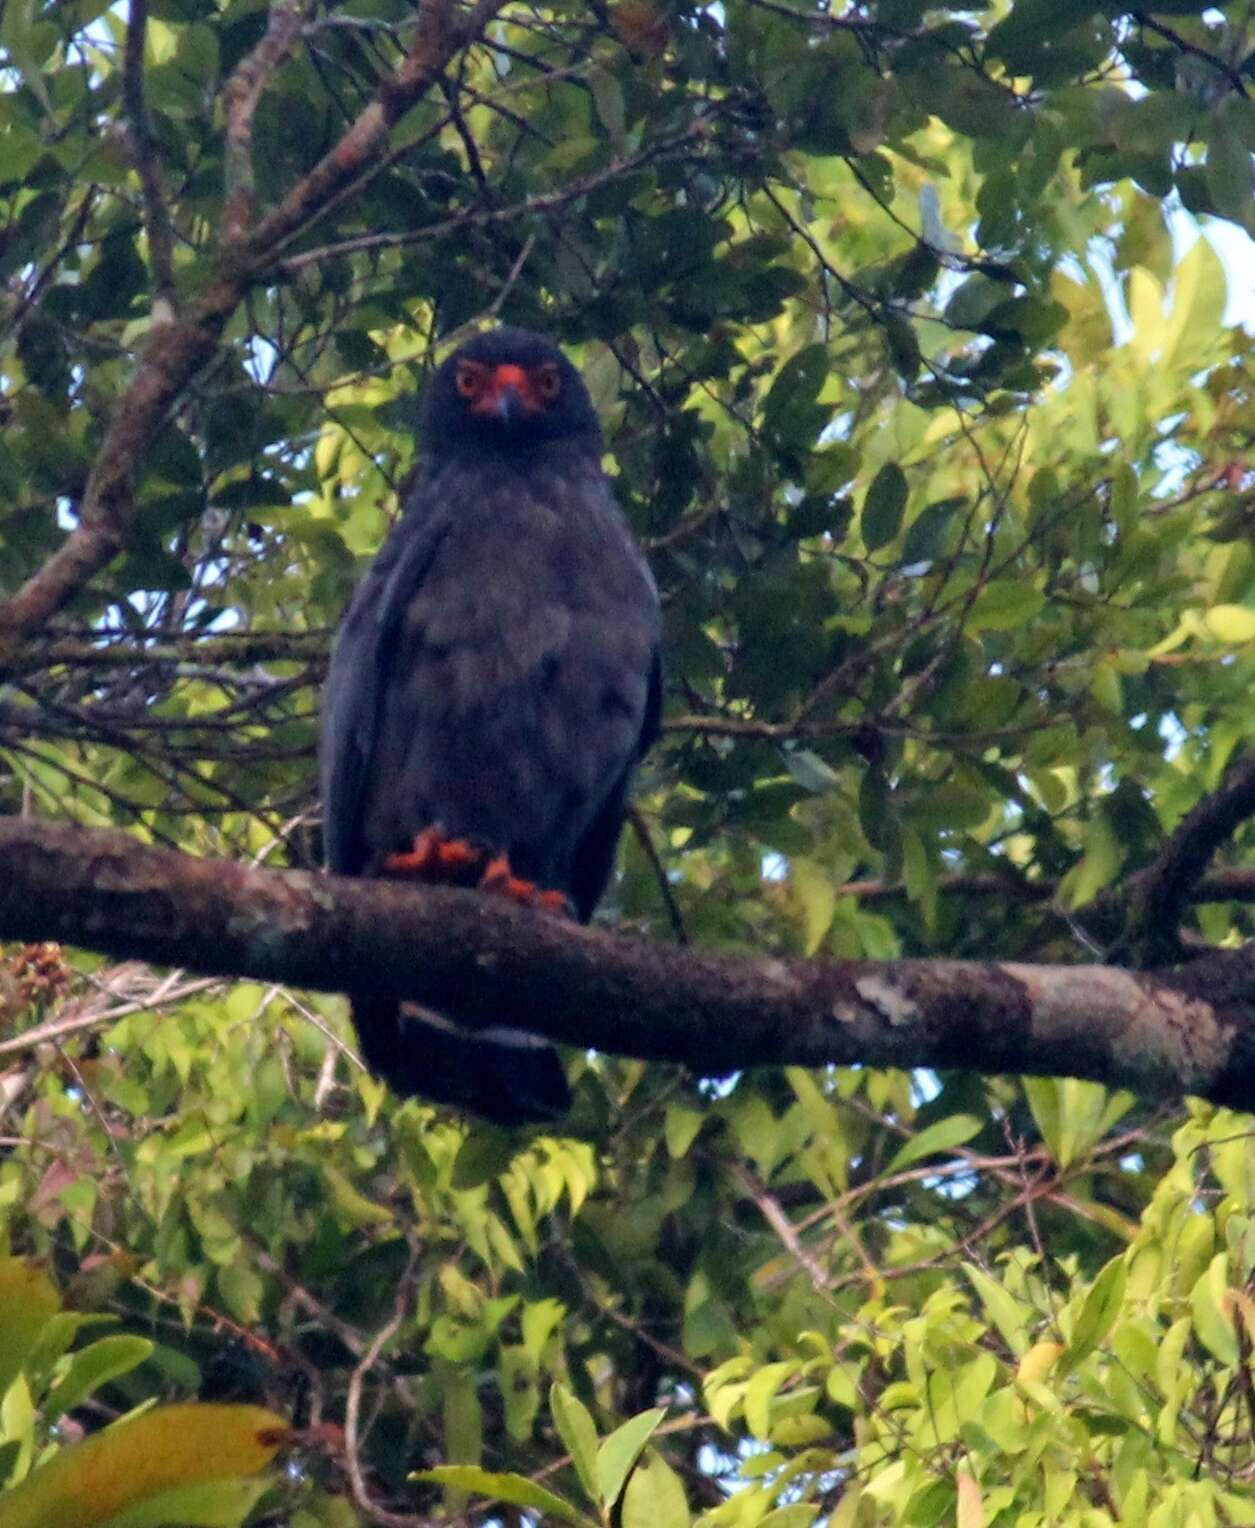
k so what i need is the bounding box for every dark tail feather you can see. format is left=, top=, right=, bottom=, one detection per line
left=350, top=996, right=570, bottom=1125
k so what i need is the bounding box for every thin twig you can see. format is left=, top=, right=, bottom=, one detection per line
left=123, top=0, right=178, bottom=318
left=627, top=805, right=687, bottom=944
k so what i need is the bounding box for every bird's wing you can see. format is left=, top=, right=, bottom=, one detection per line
left=319, top=508, right=449, bottom=874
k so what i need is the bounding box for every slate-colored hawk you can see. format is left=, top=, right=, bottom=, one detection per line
left=320, top=328, right=662, bottom=1123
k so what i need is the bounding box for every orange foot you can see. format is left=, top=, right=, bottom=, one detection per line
left=480, top=854, right=573, bottom=917
left=382, top=827, right=484, bottom=884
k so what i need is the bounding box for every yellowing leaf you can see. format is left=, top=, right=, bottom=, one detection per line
left=956, top=1471, right=984, bottom=1528
left=0, top=1403, right=285, bottom=1528
left=1016, top=1341, right=1063, bottom=1386
left=1203, top=605, right=1255, bottom=644
left=1190, top=1252, right=1239, bottom=1366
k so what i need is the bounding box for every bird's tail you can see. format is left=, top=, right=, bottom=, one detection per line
left=349, top=995, right=571, bottom=1125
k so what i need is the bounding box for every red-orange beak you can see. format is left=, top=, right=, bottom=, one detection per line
left=473, top=363, right=538, bottom=420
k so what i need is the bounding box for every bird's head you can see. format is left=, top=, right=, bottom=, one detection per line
left=422, top=328, right=603, bottom=454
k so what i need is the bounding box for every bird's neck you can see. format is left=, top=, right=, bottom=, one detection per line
left=424, top=432, right=602, bottom=476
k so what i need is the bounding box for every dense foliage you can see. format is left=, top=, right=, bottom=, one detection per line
left=2, top=0, right=1255, bottom=1523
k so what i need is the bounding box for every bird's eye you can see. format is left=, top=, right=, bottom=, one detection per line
left=534, top=364, right=561, bottom=403
left=455, top=364, right=482, bottom=399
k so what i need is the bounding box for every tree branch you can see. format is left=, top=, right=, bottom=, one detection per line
left=3, top=818, right=1255, bottom=1110
left=1089, top=752, right=1255, bottom=963
left=220, top=0, right=319, bottom=246
left=246, top=0, right=510, bottom=260
left=0, top=0, right=507, bottom=675
left=123, top=0, right=178, bottom=319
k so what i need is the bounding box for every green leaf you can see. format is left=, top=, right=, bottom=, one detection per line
left=45, top=1336, right=155, bottom=1422
left=763, top=344, right=829, bottom=424
left=968, top=581, right=1045, bottom=631
left=1205, top=98, right=1255, bottom=229
left=1022, top=1077, right=1063, bottom=1162
left=1061, top=1256, right=1127, bottom=1373
left=98, top=1477, right=271, bottom=1528
left=664, top=1104, right=704, bottom=1159
left=1051, top=1078, right=1130, bottom=1168
left=0, top=1259, right=61, bottom=1401
left=499, top=1347, right=541, bottom=1442
left=743, top=1362, right=797, bottom=1439
left=1190, top=1252, right=1239, bottom=1366
left=441, top=1367, right=482, bottom=1470
left=549, top=1383, right=600, bottom=1504
left=319, top=1165, right=393, bottom=1228
left=411, top=1467, right=592, bottom=1526
left=861, top=463, right=908, bottom=552
left=901, top=496, right=965, bottom=564
left=1059, top=806, right=1121, bottom=909
left=790, top=857, right=836, bottom=956
left=622, top=1450, right=690, bottom=1528
left=883, top=1115, right=982, bottom=1174
left=595, top=1408, right=666, bottom=1507
left=451, top=1129, right=517, bottom=1188
left=963, top=1262, right=1032, bottom=1356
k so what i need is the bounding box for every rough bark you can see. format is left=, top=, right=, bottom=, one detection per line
left=2, top=817, right=1254, bottom=1109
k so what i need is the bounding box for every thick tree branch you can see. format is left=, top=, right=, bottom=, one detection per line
left=2, top=818, right=1255, bottom=1110
left=247, top=0, right=510, bottom=259
left=0, top=284, right=239, bottom=671
left=0, top=0, right=506, bottom=675
left=220, top=0, right=319, bottom=246
left=1088, top=752, right=1255, bottom=963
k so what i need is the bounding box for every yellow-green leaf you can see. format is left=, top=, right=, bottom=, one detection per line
left=596, top=1407, right=665, bottom=1507
left=0, top=1260, right=60, bottom=1403
left=97, top=1476, right=271, bottom=1528
left=45, top=1337, right=154, bottom=1423
left=1061, top=1255, right=1127, bottom=1373
left=1204, top=605, right=1255, bottom=644
left=622, top=1451, right=689, bottom=1528
left=410, top=1467, right=592, bottom=1526
left=0, top=1403, right=285, bottom=1528
left=884, top=1115, right=981, bottom=1175
left=963, top=1262, right=1032, bottom=1357
left=549, top=1383, right=599, bottom=1504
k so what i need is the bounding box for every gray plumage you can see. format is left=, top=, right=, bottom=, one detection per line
left=320, top=328, right=661, bottom=1123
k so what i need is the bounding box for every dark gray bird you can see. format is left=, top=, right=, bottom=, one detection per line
left=320, top=328, right=662, bottom=1124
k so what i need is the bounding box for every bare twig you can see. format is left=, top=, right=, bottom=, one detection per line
left=627, top=805, right=688, bottom=944
left=343, top=1254, right=422, bottom=1527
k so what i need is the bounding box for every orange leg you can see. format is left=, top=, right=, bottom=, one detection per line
left=382, top=827, right=484, bottom=882
left=479, top=854, right=574, bottom=917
